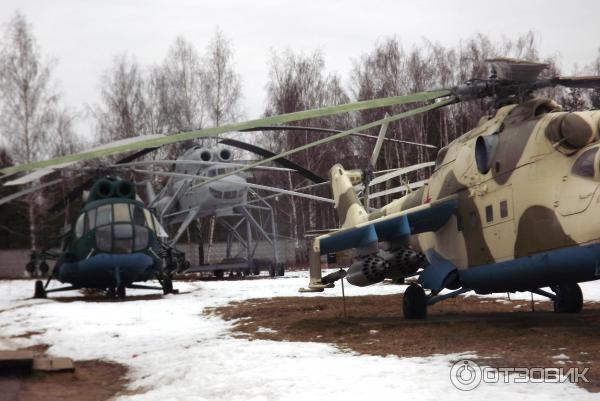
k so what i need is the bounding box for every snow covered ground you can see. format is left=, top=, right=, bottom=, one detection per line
left=1, top=271, right=599, bottom=400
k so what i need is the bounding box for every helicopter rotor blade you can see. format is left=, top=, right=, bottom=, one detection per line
left=369, top=179, right=428, bottom=200
left=0, top=89, right=451, bottom=176
left=0, top=178, right=63, bottom=206
left=112, top=159, right=296, bottom=173
left=551, top=76, right=600, bottom=89
left=193, top=97, right=457, bottom=192
left=369, top=115, right=389, bottom=169
left=219, top=138, right=327, bottom=183
left=47, top=146, right=161, bottom=213
left=363, top=115, right=389, bottom=208
left=239, top=126, right=437, bottom=149
left=369, top=162, right=435, bottom=187
left=132, top=169, right=334, bottom=204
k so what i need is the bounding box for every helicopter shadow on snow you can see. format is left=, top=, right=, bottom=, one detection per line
left=35, top=289, right=191, bottom=303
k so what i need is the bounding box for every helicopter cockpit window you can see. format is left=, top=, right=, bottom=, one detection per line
left=87, top=209, right=96, bottom=230
left=130, top=205, right=145, bottom=226
left=572, top=147, right=598, bottom=178
left=96, top=226, right=112, bottom=252
left=91, top=203, right=156, bottom=253
left=114, top=203, right=131, bottom=222
left=96, top=204, right=113, bottom=226
left=223, top=190, right=237, bottom=199
left=134, top=227, right=149, bottom=251
left=113, top=224, right=133, bottom=253
left=143, top=209, right=155, bottom=231
left=75, top=213, right=85, bottom=238
left=209, top=187, right=223, bottom=199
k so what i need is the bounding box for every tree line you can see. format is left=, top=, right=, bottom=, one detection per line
left=0, top=11, right=599, bottom=258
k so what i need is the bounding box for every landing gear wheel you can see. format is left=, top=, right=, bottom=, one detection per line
left=403, top=283, right=427, bottom=319
left=117, top=285, right=126, bottom=299
left=553, top=283, right=583, bottom=313
left=268, top=264, right=275, bottom=278
left=25, top=262, right=36, bottom=277
left=276, top=263, right=285, bottom=277
left=107, top=287, right=116, bottom=299
left=33, top=280, right=46, bottom=299
left=38, top=261, right=49, bottom=276
left=162, top=277, right=173, bottom=295
left=214, top=270, right=224, bottom=280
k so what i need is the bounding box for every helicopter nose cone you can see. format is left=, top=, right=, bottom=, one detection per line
left=209, top=175, right=247, bottom=200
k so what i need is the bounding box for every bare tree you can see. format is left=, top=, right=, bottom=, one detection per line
left=162, top=36, right=205, bottom=132
left=94, top=54, right=147, bottom=142
left=51, top=107, right=80, bottom=156
left=264, top=49, right=351, bottom=245
left=203, top=28, right=242, bottom=127
left=0, top=12, right=60, bottom=250
left=0, top=12, right=58, bottom=163
left=587, top=49, right=600, bottom=109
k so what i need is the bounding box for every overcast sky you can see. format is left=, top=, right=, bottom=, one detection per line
left=2, top=0, right=600, bottom=138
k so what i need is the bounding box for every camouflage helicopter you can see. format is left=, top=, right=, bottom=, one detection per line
left=12, top=176, right=179, bottom=299
left=297, top=59, right=600, bottom=318
left=4, top=58, right=600, bottom=317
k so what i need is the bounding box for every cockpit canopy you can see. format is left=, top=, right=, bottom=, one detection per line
left=74, top=202, right=167, bottom=253
left=571, top=145, right=600, bottom=179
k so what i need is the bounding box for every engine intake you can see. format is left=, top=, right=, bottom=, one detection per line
left=216, top=147, right=233, bottom=162
left=199, top=149, right=213, bottom=162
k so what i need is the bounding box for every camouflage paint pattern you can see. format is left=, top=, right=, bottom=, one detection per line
left=327, top=97, right=600, bottom=272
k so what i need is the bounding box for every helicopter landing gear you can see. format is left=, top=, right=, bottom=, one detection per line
left=26, top=261, right=37, bottom=277
left=162, top=276, right=174, bottom=295
left=268, top=263, right=275, bottom=278
left=403, top=283, right=427, bottom=319
left=33, top=280, right=46, bottom=299
left=553, top=283, right=583, bottom=313
left=117, top=285, right=126, bottom=299
left=38, top=261, right=50, bottom=277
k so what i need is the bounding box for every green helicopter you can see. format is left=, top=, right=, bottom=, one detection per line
left=29, top=176, right=186, bottom=299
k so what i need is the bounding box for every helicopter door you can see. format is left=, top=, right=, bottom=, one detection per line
left=558, top=147, right=599, bottom=216
left=480, top=185, right=516, bottom=261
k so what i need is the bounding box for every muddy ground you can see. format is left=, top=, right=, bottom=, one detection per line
left=0, top=332, right=132, bottom=401
left=211, top=294, right=600, bottom=392
left=0, top=353, right=128, bottom=401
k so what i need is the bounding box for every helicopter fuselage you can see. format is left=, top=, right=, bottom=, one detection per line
left=54, top=197, right=163, bottom=289
left=384, top=97, right=600, bottom=292
left=153, top=146, right=249, bottom=223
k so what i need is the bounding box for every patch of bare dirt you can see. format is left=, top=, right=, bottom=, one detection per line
left=210, top=294, right=600, bottom=392
left=0, top=346, right=130, bottom=401
left=10, top=331, right=45, bottom=340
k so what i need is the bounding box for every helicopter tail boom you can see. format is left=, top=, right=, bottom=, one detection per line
left=329, top=164, right=368, bottom=229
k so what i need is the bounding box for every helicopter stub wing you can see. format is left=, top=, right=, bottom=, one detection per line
left=316, top=195, right=457, bottom=255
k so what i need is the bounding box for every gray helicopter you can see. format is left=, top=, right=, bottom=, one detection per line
left=118, top=143, right=333, bottom=278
